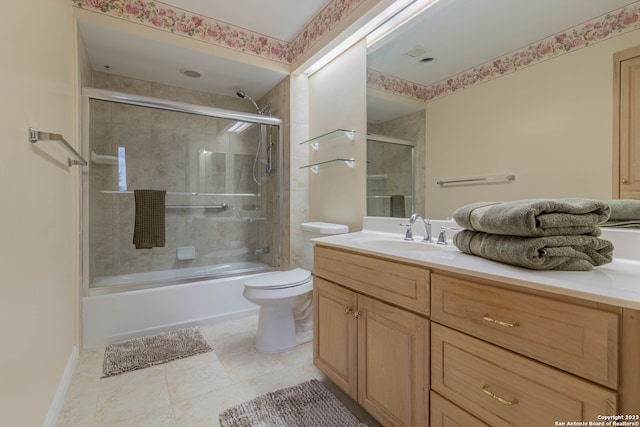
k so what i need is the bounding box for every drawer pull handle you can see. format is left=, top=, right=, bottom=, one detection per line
left=483, top=313, right=520, bottom=328
left=353, top=310, right=363, bottom=318
left=345, top=307, right=353, bottom=315
left=482, top=384, right=519, bottom=406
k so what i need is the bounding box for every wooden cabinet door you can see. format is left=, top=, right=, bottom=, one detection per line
left=430, top=392, right=489, bottom=427
left=614, top=45, right=640, bottom=199
left=357, top=294, right=428, bottom=427
left=313, top=277, right=358, bottom=399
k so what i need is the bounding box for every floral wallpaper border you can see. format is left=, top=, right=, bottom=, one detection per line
left=72, top=0, right=366, bottom=65
left=368, top=2, right=640, bottom=104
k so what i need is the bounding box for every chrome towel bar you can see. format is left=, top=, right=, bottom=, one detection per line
left=437, top=174, right=515, bottom=186
left=29, top=127, right=87, bottom=166
left=165, top=204, right=228, bottom=210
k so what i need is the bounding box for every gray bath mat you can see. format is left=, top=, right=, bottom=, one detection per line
left=219, top=379, right=368, bottom=426
left=102, top=327, right=212, bottom=378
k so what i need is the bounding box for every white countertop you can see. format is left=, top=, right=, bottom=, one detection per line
left=312, top=221, right=640, bottom=310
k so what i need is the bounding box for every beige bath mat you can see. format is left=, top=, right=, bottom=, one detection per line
left=219, top=379, right=368, bottom=426
left=102, top=327, right=212, bottom=377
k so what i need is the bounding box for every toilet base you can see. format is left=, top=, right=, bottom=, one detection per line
left=255, top=305, right=305, bottom=353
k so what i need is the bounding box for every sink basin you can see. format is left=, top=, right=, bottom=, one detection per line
left=354, top=237, right=444, bottom=253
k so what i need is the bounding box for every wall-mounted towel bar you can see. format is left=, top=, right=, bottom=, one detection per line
left=99, top=190, right=258, bottom=197
left=437, top=174, right=515, bottom=186
left=29, top=127, right=87, bottom=166
left=367, top=195, right=414, bottom=199
left=166, top=204, right=228, bottom=210
left=100, top=190, right=199, bottom=195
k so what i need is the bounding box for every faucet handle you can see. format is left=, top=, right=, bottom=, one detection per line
left=400, top=223, right=414, bottom=241
left=437, top=226, right=458, bottom=245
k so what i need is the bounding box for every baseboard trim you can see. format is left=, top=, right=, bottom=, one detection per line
left=43, top=346, right=78, bottom=427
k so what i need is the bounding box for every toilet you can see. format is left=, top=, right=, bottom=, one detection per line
left=243, top=222, right=349, bottom=353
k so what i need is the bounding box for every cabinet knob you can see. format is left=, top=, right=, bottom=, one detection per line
left=353, top=310, right=362, bottom=318
left=345, top=307, right=353, bottom=315
left=622, top=178, right=629, bottom=184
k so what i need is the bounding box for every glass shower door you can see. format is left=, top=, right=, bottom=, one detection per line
left=86, top=96, right=280, bottom=289
left=366, top=136, right=415, bottom=218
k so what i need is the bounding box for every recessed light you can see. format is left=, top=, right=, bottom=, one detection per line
left=180, top=69, right=201, bottom=78
left=420, top=57, right=435, bottom=63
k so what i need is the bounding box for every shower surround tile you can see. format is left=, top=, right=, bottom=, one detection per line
left=88, top=72, right=286, bottom=283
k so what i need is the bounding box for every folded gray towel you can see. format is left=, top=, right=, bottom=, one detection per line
left=452, top=199, right=610, bottom=237
left=453, top=230, right=614, bottom=271
left=601, top=220, right=640, bottom=228
left=600, top=199, right=640, bottom=228
left=133, top=189, right=166, bottom=249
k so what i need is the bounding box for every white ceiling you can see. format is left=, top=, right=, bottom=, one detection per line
left=79, top=0, right=331, bottom=101
left=78, top=0, right=638, bottom=119
left=367, top=0, right=637, bottom=122
left=157, top=0, right=330, bottom=41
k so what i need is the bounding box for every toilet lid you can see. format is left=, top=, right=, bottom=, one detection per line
left=244, top=268, right=312, bottom=289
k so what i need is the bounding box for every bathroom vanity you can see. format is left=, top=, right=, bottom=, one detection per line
left=312, top=220, right=640, bottom=427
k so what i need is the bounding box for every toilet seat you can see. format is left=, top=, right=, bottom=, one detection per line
left=244, top=268, right=311, bottom=290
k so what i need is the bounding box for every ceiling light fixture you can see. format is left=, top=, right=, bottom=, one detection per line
left=180, top=68, right=201, bottom=78
left=227, top=121, right=252, bottom=134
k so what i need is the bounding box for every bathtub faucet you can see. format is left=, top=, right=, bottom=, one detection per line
left=255, top=247, right=270, bottom=255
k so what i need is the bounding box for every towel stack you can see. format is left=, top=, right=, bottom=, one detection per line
left=601, top=199, right=640, bottom=228
left=451, top=199, right=614, bottom=271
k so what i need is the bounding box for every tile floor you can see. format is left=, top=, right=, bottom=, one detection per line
left=56, top=315, right=378, bottom=426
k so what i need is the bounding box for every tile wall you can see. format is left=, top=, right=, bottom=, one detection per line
left=88, top=72, right=288, bottom=283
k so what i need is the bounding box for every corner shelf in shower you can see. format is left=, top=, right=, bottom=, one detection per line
left=300, top=129, right=356, bottom=173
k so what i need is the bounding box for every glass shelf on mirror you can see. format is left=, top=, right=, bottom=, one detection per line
left=300, top=129, right=356, bottom=150
left=299, top=158, right=355, bottom=174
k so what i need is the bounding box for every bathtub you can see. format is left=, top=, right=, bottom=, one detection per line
left=82, top=268, right=268, bottom=349
left=91, top=261, right=269, bottom=288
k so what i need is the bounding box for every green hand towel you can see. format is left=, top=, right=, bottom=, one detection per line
left=453, top=230, right=614, bottom=271
left=452, top=199, right=610, bottom=237
left=133, top=189, right=166, bottom=249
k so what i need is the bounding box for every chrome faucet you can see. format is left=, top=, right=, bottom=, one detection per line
left=409, top=213, right=433, bottom=243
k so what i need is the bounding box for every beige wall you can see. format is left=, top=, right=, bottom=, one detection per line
left=289, top=74, right=312, bottom=268
left=425, top=29, right=640, bottom=219
left=308, top=40, right=368, bottom=232
left=0, top=0, right=77, bottom=425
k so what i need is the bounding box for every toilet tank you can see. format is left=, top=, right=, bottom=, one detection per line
left=300, top=222, right=349, bottom=271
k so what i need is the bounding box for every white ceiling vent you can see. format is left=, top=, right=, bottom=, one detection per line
left=404, top=45, right=429, bottom=58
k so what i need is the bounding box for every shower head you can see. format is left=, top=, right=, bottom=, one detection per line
left=236, top=90, right=261, bottom=114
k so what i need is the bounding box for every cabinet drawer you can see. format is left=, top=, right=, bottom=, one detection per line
left=314, top=245, right=430, bottom=315
left=431, top=324, right=617, bottom=426
left=431, top=274, right=618, bottom=388
left=430, top=391, right=489, bottom=427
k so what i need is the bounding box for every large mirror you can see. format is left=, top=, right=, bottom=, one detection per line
left=366, top=0, right=639, bottom=219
